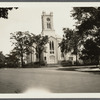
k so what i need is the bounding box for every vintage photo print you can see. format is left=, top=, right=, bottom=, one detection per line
left=0, top=2, right=100, bottom=98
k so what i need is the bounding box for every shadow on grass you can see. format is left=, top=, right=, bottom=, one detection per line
left=57, top=67, right=79, bottom=71
left=81, top=71, right=100, bottom=75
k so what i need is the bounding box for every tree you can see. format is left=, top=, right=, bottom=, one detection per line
left=10, top=31, right=33, bottom=67
left=80, top=38, right=100, bottom=65
left=71, top=7, right=98, bottom=33
left=59, top=28, right=73, bottom=60
left=5, top=50, right=20, bottom=68
left=0, top=51, right=5, bottom=67
left=59, top=28, right=80, bottom=64
left=0, top=7, right=18, bottom=19
left=71, top=7, right=100, bottom=65
left=30, top=34, right=48, bottom=65
left=70, top=31, right=81, bottom=65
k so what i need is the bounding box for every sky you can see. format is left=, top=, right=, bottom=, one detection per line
left=0, top=2, right=99, bottom=55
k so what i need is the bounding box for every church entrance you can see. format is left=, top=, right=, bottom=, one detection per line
left=50, top=55, right=55, bottom=64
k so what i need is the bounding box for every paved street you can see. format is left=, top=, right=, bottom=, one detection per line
left=0, top=68, right=100, bottom=93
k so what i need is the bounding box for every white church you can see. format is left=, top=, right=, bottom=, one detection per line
left=27, top=12, right=76, bottom=64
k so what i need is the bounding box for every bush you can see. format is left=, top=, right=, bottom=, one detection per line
left=33, top=62, right=40, bottom=68
left=0, top=62, right=19, bottom=68
left=0, top=62, right=5, bottom=68
left=23, top=62, right=35, bottom=68
left=82, top=59, right=98, bottom=65
left=23, top=61, right=47, bottom=68
left=73, top=61, right=81, bottom=65
left=6, top=62, right=19, bottom=68
left=61, top=60, right=72, bottom=67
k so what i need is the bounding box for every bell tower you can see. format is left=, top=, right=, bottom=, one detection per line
left=41, top=12, right=55, bottom=37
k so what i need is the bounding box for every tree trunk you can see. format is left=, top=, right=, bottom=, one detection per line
left=31, top=52, right=32, bottom=65
left=21, top=55, right=23, bottom=67
left=76, top=46, right=78, bottom=65
left=76, top=53, right=78, bottom=65
left=38, top=52, right=41, bottom=66
left=20, top=49, right=24, bottom=67
left=62, top=52, right=66, bottom=60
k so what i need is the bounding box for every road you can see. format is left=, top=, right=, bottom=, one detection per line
left=0, top=68, right=100, bottom=93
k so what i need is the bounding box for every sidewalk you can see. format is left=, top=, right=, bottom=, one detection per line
left=58, top=65, right=100, bottom=72
left=76, top=68, right=100, bottom=72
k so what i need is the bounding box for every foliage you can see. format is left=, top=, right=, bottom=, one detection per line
left=23, top=61, right=47, bottom=68
left=0, top=52, right=5, bottom=68
left=10, top=32, right=48, bottom=67
left=59, top=28, right=80, bottom=64
left=10, top=31, right=33, bottom=67
left=59, top=28, right=74, bottom=55
left=71, top=7, right=100, bottom=38
left=71, top=7, right=100, bottom=65
left=0, top=7, right=18, bottom=19
left=60, top=60, right=72, bottom=67
left=31, top=34, right=48, bottom=65
left=80, top=38, right=100, bottom=65
left=5, top=51, right=20, bottom=68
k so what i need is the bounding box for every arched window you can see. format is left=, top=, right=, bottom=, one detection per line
left=49, top=41, right=52, bottom=50
left=50, top=41, right=54, bottom=54
left=52, top=41, right=54, bottom=50
left=47, top=23, right=51, bottom=29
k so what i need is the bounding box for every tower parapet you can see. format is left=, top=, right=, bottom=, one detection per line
left=50, top=12, right=53, bottom=16
left=42, top=11, right=46, bottom=15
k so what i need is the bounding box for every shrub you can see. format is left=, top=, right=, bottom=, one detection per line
left=0, top=62, right=5, bottom=68
left=23, top=62, right=35, bottom=68
left=61, top=60, right=72, bottom=67
left=73, top=61, right=81, bottom=65
left=0, top=62, right=19, bottom=68
left=23, top=61, right=47, bottom=68
left=6, top=62, right=19, bottom=68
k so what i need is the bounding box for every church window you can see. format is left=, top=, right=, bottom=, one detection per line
left=49, top=41, right=54, bottom=54
left=49, top=41, right=52, bottom=50
left=52, top=41, right=54, bottom=50
left=47, top=18, right=50, bottom=21
left=47, top=23, right=51, bottom=29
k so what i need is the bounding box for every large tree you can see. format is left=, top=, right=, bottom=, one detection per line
left=59, top=28, right=80, bottom=64
left=10, top=31, right=33, bottom=67
left=71, top=7, right=99, bottom=33
left=30, top=34, right=48, bottom=65
left=71, top=7, right=100, bottom=65
left=59, top=28, right=73, bottom=60
left=80, top=38, right=100, bottom=65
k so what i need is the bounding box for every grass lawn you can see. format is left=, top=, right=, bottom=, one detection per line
left=0, top=67, right=100, bottom=93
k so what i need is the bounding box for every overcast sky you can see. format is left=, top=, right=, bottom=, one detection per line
left=0, top=2, right=99, bottom=55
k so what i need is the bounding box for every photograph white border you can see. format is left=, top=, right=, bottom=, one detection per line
left=0, top=2, right=100, bottom=98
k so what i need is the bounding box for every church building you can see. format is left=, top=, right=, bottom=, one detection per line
left=41, top=12, right=62, bottom=64
left=27, top=12, right=77, bottom=64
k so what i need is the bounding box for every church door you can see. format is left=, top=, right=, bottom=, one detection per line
left=50, top=55, right=55, bottom=64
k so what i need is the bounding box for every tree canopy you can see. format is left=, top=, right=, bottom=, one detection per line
left=71, top=7, right=100, bottom=65
left=31, top=34, right=48, bottom=65
left=0, top=7, right=18, bottom=19
left=72, top=7, right=100, bottom=35
left=10, top=31, right=33, bottom=67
